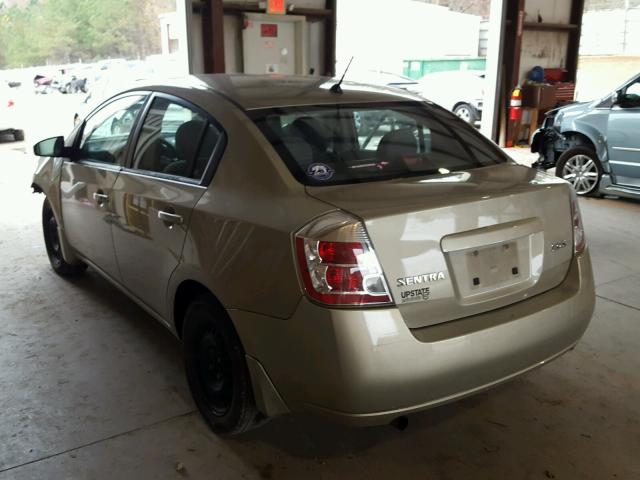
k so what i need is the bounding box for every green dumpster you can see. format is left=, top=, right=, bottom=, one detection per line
left=403, top=58, right=486, bottom=80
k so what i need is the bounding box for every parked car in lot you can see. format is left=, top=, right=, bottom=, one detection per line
left=414, top=70, right=485, bottom=124
left=32, top=75, right=595, bottom=434
left=59, top=74, right=88, bottom=94
left=0, top=83, right=24, bottom=141
left=74, top=74, right=151, bottom=126
left=532, top=72, right=640, bottom=197
left=343, top=69, right=420, bottom=93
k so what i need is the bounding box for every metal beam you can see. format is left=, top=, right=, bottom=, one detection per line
left=324, top=0, right=337, bottom=76
left=211, top=0, right=225, bottom=73
left=480, top=0, right=506, bottom=142
left=503, top=0, right=525, bottom=147
left=504, top=0, right=524, bottom=99
left=566, top=0, right=585, bottom=82
left=200, top=1, right=214, bottom=73
left=198, top=0, right=225, bottom=73
left=223, top=2, right=332, bottom=17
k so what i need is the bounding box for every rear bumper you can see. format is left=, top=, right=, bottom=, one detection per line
left=231, top=250, right=595, bottom=426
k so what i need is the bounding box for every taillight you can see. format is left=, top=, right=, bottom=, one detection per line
left=7, top=100, right=15, bottom=108
left=295, top=211, right=392, bottom=306
left=570, top=190, right=586, bottom=254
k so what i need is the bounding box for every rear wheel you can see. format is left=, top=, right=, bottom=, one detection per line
left=556, top=147, right=602, bottom=196
left=182, top=295, right=261, bottom=435
left=453, top=103, right=478, bottom=124
left=42, top=200, right=87, bottom=276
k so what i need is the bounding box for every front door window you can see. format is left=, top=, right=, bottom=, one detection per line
left=79, top=95, right=146, bottom=165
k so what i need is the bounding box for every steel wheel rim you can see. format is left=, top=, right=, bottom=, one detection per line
left=456, top=107, right=471, bottom=122
left=46, top=214, right=63, bottom=268
left=48, top=216, right=61, bottom=255
left=196, top=327, right=233, bottom=416
left=562, top=154, right=598, bottom=194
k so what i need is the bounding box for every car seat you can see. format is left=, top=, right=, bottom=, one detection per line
left=163, top=120, right=206, bottom=177
left=376, top=127, right=418, bottom=171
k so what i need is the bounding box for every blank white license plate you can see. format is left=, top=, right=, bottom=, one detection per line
left=465, top=240, right=521, bottom=290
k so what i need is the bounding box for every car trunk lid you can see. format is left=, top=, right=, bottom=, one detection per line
left=306, top=165, right=574, bottom=329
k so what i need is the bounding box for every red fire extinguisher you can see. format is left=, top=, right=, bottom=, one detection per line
left=509, top=86, right=522, bottom=121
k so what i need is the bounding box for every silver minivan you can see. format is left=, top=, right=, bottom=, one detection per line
left=532, top=72, right=640, bottom=198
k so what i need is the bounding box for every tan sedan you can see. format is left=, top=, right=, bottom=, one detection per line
left=32, top=75, right=595, bottom=434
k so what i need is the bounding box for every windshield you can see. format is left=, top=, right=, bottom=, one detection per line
left=249, top=102, right=509, bottom=186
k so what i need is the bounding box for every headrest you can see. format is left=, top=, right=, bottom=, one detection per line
left=175, top=120, right=205, bottom=162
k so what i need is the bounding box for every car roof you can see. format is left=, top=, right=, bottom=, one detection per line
left=129, top=74, right=424, bottom=111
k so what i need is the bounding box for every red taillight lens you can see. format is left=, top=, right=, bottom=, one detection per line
left=7, top=100, right=15, bottom=108
left=318, top=241, right=362, bottom=264
left=325, top=265, right=363, bottom=292
left=295, top=212, right=392, bottom=307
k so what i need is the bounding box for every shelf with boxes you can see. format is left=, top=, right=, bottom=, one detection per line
left=513, top=68, right=577, bottom=146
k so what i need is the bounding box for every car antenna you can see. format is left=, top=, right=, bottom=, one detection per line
left=330, top=57, right=354, bottom=94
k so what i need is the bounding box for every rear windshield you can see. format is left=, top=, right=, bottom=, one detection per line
left=249, top=101, right=510, bottom=186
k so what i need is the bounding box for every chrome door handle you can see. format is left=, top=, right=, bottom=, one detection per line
left=158, top=210, right=183, bottom=224
left=93, top=192, right=109, bottom=204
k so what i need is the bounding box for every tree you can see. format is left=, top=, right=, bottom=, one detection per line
left=0, top=0, right=175, bottom=68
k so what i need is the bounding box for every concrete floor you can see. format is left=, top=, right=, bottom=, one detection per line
left=1, top=141, right=639, bottom=480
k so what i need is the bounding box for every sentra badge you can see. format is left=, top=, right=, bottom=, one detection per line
left=396, top=271, right=446, bottom=287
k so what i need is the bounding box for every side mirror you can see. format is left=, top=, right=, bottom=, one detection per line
left=618, top=92, right=640, bottom=109
left=33, top=136, right=65, bottom=157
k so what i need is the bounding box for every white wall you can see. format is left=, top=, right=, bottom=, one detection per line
left=524, top=0, right=570, bottom=23
left=519, top=30, right=569, bottom=83
left=518, top=0, right=572, bottom=83
left=581, top=8, right=640, bottom=56
left=177, top=0, right=201, bottom=73
left=336, top=0, right=481, bottom=74
left=307, top=18, right=326, bottom=75
left=223, top=15, right=243, bottom=73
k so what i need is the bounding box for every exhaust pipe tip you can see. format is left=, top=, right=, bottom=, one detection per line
left=390, top=416, right=408, bottom=431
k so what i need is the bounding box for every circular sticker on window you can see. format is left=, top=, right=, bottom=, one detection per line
left=306, top=163, right=334, bottom=181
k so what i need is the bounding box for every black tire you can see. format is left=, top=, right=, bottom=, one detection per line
left=13, top=130, right=24, bottom=142
left=555, top=147, right=603, bottom=196
left=42, top=200, right=87, bottom=276
left=453, top=103, right=478, bottom=124
left=182, top=294, right=261, bottom=435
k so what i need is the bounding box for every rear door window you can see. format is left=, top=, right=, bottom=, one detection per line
left=132, top=96, right=222, bottom=181
left=250, top=102, right=509, bottom=186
